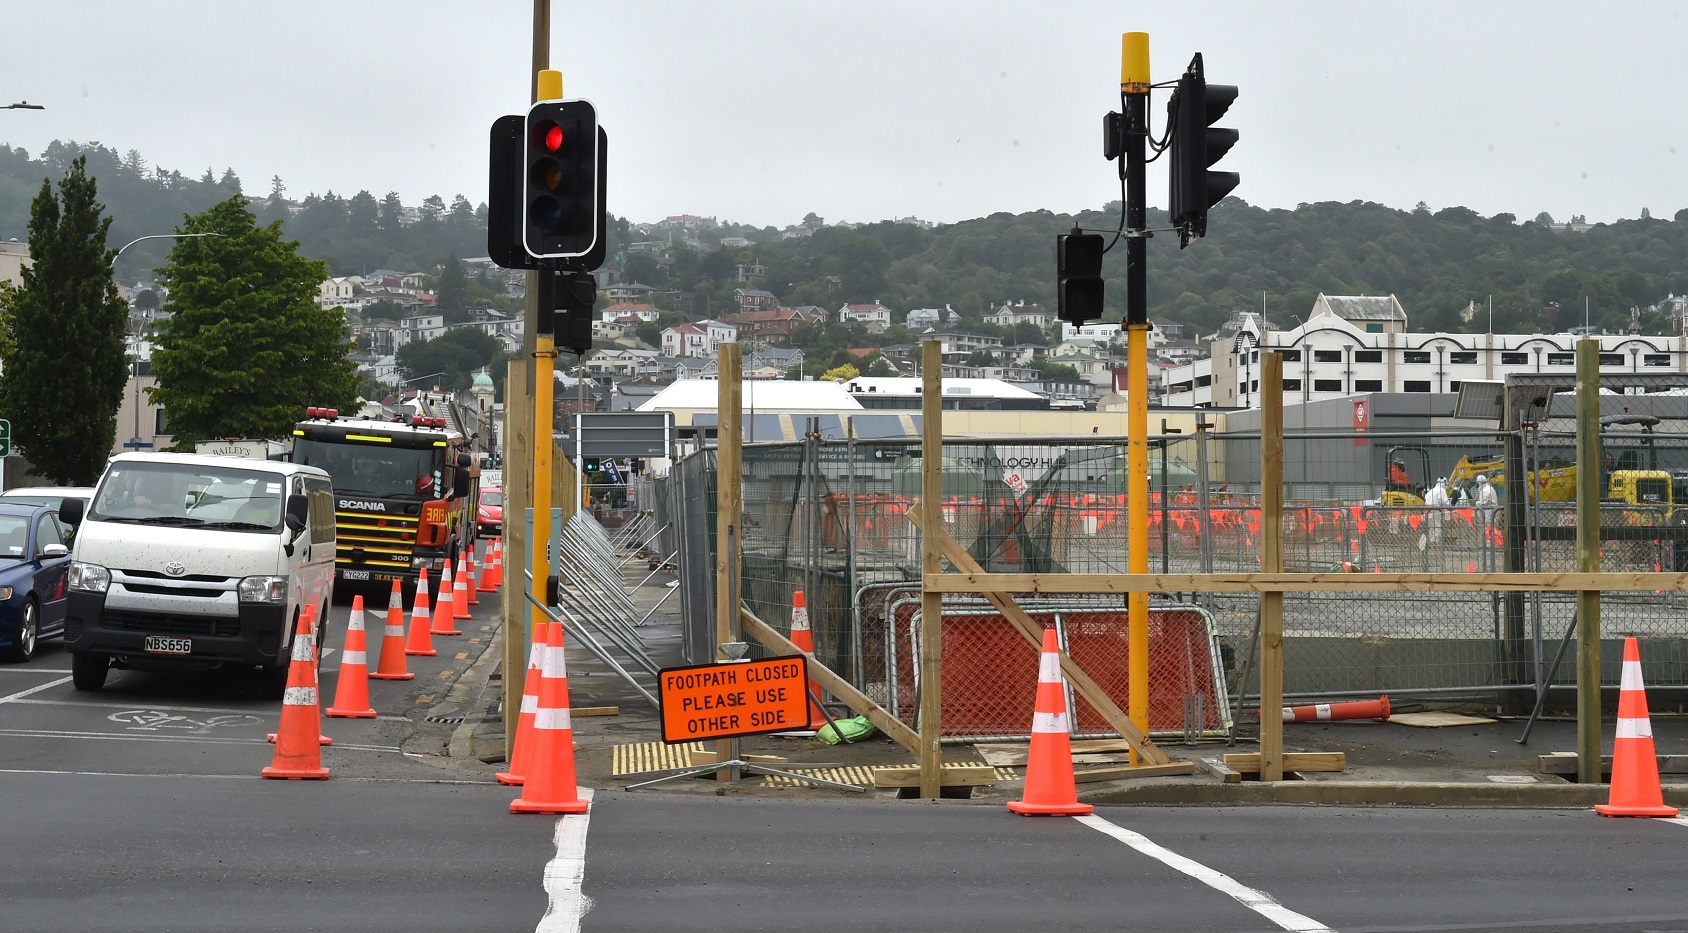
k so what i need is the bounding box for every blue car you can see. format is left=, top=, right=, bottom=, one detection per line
left=0, top=503, right=72, bottom=662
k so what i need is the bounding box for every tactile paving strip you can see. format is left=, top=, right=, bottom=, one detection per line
left=612, top=740, right=707, bottom=776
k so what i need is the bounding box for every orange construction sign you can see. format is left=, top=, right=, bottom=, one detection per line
left=659, top=657, right=811, bottom=744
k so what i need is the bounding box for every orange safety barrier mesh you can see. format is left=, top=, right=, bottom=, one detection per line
left=882, top=597, right=1231, bottom=742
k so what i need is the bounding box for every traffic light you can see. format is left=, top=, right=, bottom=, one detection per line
left=1167, top=53, right=1238, bottom=247
left=1056, top=229, right=1105, bottom=326
left=487, top=114, right=536, bottom=270
left=536, top=269, right=597, bottom=355
left=523, top=99, right=601, bottom=260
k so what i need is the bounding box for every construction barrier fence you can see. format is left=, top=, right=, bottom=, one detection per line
left=649, top=419, right=1688, bottom=728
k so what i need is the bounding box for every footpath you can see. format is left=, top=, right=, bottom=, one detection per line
left=436, top=563, right=1688, bottom=809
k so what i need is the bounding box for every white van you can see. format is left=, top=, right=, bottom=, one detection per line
left=59, top=452, right=336, bottom=695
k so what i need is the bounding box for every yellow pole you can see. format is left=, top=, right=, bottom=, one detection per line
left=1121, top=31, right=1152, bottom=763
left=531, top=331, right=554, bottom=644
left=1127, top=322, right=1149, bottom=762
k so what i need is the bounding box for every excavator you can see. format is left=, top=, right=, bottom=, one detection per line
left=1424, top=418, right=1674, bottom=512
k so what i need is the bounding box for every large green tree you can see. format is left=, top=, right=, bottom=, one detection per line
left=151, top=195, right=357, bottom=444
left=0, top=156, right=128, bottom=484
left=394, top=328, right=502, bottom=393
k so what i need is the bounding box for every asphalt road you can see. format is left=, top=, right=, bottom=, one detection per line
left=8, top=582, right=1688, bottom=932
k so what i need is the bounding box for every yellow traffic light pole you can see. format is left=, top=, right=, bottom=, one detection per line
left=1120, top=32, right=1152, bottom=761
left=530, top=69, right=564, bottom=654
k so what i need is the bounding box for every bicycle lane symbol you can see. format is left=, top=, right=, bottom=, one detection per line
left=108, top=710, right=265, bottom=734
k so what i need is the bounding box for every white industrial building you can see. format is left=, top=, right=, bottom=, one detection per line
left=1162, top=294, right=1688, bottom=409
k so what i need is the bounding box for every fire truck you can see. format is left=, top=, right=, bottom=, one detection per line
left=290, top=406, right=479, bottom=595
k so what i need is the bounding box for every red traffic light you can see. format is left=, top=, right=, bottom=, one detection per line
left=532, top=120, right=564, bottom=153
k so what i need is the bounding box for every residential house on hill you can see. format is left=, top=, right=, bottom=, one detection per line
left=605, top=281, right=658, bottom=303
left=599, top=302, right=661, bottom=323
left=724, top=307, right=802, bottom=347
left=734, top=287, right=778, bottom=311
left=837, top=301, right=895, bottom=333
left=906, top=305, right=960, bottom=331
left=984, top=299, right=1051, bottom=332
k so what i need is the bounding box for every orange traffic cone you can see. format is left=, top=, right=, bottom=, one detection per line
left=452, top=555, right=471, bottom=621
left=478, top=539, right=498, bottom=592
left=432, top=564, right=462, bottom=636
left=465, top=554, right=480, bottom=606
left=405, top=569, right=437, bottom=657
left=1276, top=695, right=1390, bottom=723
left=787, top=590, right=827, bottom=730
left=326, top=595, right=377, bottom=718
left=370, top=581, right=414, bottom=680
left=483, top=537, right=503, bottom=590
left=267, top=606, right=332, bottom=746
left=262, top=606, right=331, bottom=780
left=1596, top=638, right=1679, bottom=818
left=496, top=622, right=548, bottom=787
left=511, top=618, right=588, bottom=814
left=1007, top=628, right=1093, bottom=817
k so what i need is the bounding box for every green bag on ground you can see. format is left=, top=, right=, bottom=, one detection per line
left=815, top=716, right=877, bottom=745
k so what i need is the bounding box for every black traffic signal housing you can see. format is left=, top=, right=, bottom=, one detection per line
left=487, top=114, right=536, bottom=270
left=523, top=99, right=601, bottom=260
left=490, top=112, right=609, bottom=272
left=1056, top=230, right=1105, bottom=327
left=1167, top=53, right=1239, bottom=247
left=536, top=268, right=598, bottom=355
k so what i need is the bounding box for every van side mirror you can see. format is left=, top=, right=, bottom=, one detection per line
left=284, top=494, right=309, bottom=555
left=456, top=452, right=472, bottom=468
left=60, top=498, right=84, bottom=527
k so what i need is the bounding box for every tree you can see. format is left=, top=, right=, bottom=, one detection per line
left=821, top=363, right=859, bottom=382
left=395, top=328, right=501, bottom=392
left=151, top=195, right=357, bottom=444
left=435, top=255, right=468, bottom=319
left=0, top=156, right=129, bottom=484
left=133, top=288, right=160, bottom=312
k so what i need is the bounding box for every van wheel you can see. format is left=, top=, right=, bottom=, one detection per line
left=257, top=662, right=289, bottom=700
left=71, top=652, right=108, bottom=691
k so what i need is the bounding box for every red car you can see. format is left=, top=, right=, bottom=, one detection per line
left=477, top=487, right=503, bottom=536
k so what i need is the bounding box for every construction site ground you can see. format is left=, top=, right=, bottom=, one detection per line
left=436, top=562, right=1688, bottom=809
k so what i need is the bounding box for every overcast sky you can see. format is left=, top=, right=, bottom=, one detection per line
left=6, top=1, right=1686, bottom=230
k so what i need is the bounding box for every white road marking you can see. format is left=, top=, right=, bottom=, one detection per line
left=1077, top=814, right=1335, bottom=933
left=0, top=767, right=491, bottom=785
left=1663, top=816, right=1688, bottom=828
left=8, top=697, right=409, bottom=721
left=535, top=789, right=596, bottom=933
left=0, top=676, right=71, bottom=703
left=0, top=726, right=401, bottom=752
left=0, top=667, right=71, bottom=673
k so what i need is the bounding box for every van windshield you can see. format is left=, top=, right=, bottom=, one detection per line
left=91, top=462, right=287, bottom=531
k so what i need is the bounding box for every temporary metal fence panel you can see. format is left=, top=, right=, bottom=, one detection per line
left=651, top=423, right=1688, bottom=719
left=870, top=592, right=1229, bottom=743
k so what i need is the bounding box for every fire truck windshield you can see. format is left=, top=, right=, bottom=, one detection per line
left=293, top=438, right=442, bottom=499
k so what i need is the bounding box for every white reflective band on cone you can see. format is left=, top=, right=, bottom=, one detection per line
left=291, top=635, right=314, bottom=662
left=542, top=646, right=568, bottom=678
left=348, top=614, right=364, bottom=631
left=535, top=708, right=572, bottom=731
left=521, top=694, right=539, bottom=714
left=1621, top=660, right=1645, bottom=692
left=342, top=650, right=366, bottom=665
left=1033, top=711, right=1068, bottom=733
left=1039, top=652, right=1061, bottom=683
left=1617, top=717, right=1653, bottom=740
left=284, top=686, right=318, bottom=706
left=385, top=625, right=405, bottom=637
left=792, top=607, right=809, bottom=630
